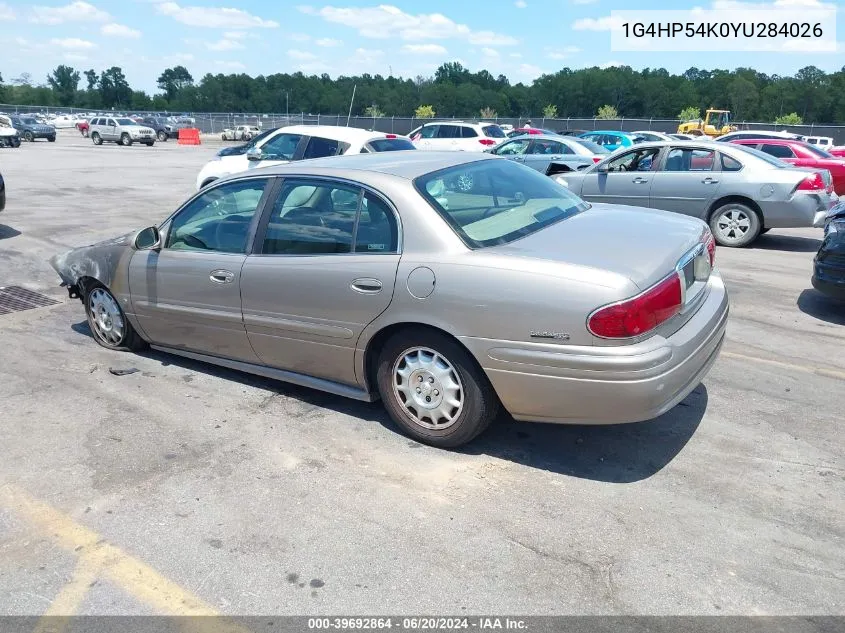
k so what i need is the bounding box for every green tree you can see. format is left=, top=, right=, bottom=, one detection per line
left=414, top=104, right=435, bottom=118
left=774, top=112, right=803, bottom=125
left=542, top=104, right=557, bottom=118
left=596, top=104, right=618, bottom=119
left=157, top=66, right=194, bottom=101
left=47, top=65, right=80, bottom=106
left=479, top=106, right=497, bottom=118
left=84, top=69, right=98, bottom=91
left=678, top=106, right=701, bottom=121
left=98, top=67, right=131, bottom=108
left=364, top=104, right=384, bottom=118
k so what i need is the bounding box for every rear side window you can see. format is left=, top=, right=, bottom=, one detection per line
left=573, top=139, right=609, bottom=154
left=482, top=125, right=506, bottom=138
left=436, top=125, right=461, bottom=139
left=303, top=136, right=349, bottom=159
left=367, top=138, right=415, bottom=152
left=721, top=154, right=743, bottom=171
left=760, top=144, right=795, bottom=159
left=461, top=126, right=478, bottom=138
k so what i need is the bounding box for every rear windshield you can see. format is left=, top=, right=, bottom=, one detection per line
left=572, top=138, right=609, bottom=154
left=482, top=125, right=506, bottom=138
left=414, top=159, right=588, bottom=248
left=368, top=138, right=416, bottom=152
left=803, top=143, right=833, bottom=158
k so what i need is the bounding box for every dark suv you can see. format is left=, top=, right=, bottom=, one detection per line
left=139, top=117, right=177, bottom=142
left=11, top=116, right=56, bottom=142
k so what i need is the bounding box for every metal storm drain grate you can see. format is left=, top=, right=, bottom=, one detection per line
left=0, top=286, right=61, bottom=315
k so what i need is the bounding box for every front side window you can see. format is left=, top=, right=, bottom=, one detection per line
left=166, top=179, right=268, bottom=254
left=415, top=159, right=588, bottom=248
left=259, top=133, right=303, bottom=160
left=605, top=147, right=660, bottom=172
left=419, top=125, right=439, bottom=139
left=761, top=144, right=795, bottom=159
left=494, top=139, right=531, bottom=155
left=663, top=148, right=716, bottom=171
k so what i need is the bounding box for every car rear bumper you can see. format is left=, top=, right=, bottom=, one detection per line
left=762, top=194, right=832, bottom=229
left=461, top=272, right=729, bottom=425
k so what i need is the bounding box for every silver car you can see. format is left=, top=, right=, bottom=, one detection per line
left=89, top=116, right=156, bottom=147
left=487, top=134, right=607, bottom=175
left=50, top=153, right=728, bottom=448
left=555, top=140, right=836, bottom=246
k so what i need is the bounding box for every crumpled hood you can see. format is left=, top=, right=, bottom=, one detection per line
left=49, top=233, right=133, bottom=288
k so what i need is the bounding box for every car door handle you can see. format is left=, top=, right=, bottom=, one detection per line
left=632, top=177, right=649, bottom=184
left=549, top=155, right=561, bottom=160
left=209, top=270, right=235, bottom=284
left=350, top=278, right=383, bottom=294
left=702, top=177, right=719, bottom=184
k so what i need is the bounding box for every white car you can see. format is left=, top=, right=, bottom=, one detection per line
left=805, top=136, right=834, bottom=150
left=408, top=121, right=507, bottom=152
left=50, top=114, right=79, bottom=129
left=222, top=125, right=261, bottom=141
left=716, top=129, right=805, bottom=143
left=631, top=130, right=675, bottom=142
left=196, top=125, right=416, bottom=190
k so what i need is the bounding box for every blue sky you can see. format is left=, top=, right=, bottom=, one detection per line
left=0, top=0, right=842, bottom=93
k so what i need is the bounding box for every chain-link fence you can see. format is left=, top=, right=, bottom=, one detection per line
left=3, top=104, right=845, bottom=144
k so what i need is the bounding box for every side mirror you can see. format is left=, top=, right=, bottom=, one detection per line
left=132, top=226, right=161, bottom=251
left=246, top=147, right=264, bottom=161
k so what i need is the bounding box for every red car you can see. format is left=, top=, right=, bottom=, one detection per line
left=76, top=120, right=89, bottom=137
left=729, top=138, right=845, bottom=195
left=830, top=147, right=845, bottom=158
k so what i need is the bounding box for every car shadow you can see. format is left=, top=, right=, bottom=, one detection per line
left=0, top=224, right=21, bottom=240
left=71, top=321, right=706, bottom=483
left=797, top=288, right=845, bottom=325
left=752, top=234, right=821, bottom=253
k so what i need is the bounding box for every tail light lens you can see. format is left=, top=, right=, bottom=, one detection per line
left=592, top=157, right=602, bottom=163
left=588, top=274, right=682, bottom=339
left=704, top=230, right=716, bottom=268
left=386, top=134, right=396, bottom=138
left=479, top=139, right=497, bottom=146
left=796, top=172, right=825, bottom=191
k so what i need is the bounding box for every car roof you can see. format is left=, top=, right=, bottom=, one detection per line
left=728, top=138, right=803, bottom=145
left=582, top=130, right=629, bottom=136
left=255, top=150, right=494, bottom=180
left=273, top=124, right=391, bottom=142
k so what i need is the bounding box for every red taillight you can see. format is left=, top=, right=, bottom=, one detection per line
left=479, top=138, right=496, bottom=146
left=704, top=230, right=716, bottom=268
left=592, top=157, right=601, bottom=163
left=588, top=274, right=682, bottom=339
left=386, top=134, right=396, bottom=138
left=796, top=172, right=825, bottom=191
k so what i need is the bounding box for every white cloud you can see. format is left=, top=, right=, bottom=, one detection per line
left=402, top=43, right=447, bottom=54
left=572, top=15, right=623, bottom=31
left=50, top=37, right=96, bottom=50
left=481, top=47, right=500, bottom=57
left=517, top=63, right=544, bottom=80
left=31, top=1, right=109, bottom=24
left=353, top=47, right=384, bottom=62
left=315, top=37, right=342, bottom=47
left=510, top=52, right=522, bottom=58
left=0, top=3, right=15, bottom=21
left=101, top=23, right=141, bottom=38
left=290, top=33, right=311, bottom=41
left=547, top=45, right=581, bottom=59
left=514, top=0, right=527, bottom=6
left=301, top=5, right=518, bottom=46
left=215, top=60, right=246, bottom=70
left=223, top=30, right=255, bottom=40
left=63, top=52, right=88, bottom=61
left=207, top=38, right=245, bottom=51
left=288, top=49, right=318, bottom=60
left=155, top=2, right=278, bottom=28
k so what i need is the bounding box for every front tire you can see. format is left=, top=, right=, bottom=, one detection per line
left=48, top=136, right=56, bottom=142
left=157, top=130, right=167, bottom=142
left=84, top=284, right=146, bottom=352
left=120, top=133, right=132, bottom=146
left=376, top=329, right=499, bottom=448
left=91, top=132, right=102, bottom=145
left=709, top=202, right=761, bottom=247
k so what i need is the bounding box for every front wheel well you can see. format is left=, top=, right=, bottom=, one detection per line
left=708, top=195, right=764, bottom=228
left=363, top=322, right=486, bottom=398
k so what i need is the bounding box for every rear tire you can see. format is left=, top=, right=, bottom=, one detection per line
left=84, top=284, right=147, bottom=352
left=709, top=202, right=761, bottom=247
left=376, top=329, right=499, bottom=448
left=24, top=131, right=34, bottom=142
left=120, top=133, right=132, bottom=146
left=91, top=132, right=102, bottom=145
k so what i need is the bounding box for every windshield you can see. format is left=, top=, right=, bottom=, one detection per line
left=803, top=143, right=833, bottom=158
left=116, top=118, right=135, bottom=125
left=414, top=159, right=588, bottom=248
left=572, top=138, right=609, bottom=154
left=730, top=144, right=788, bottom=167
left=245, top=127, right=278, bottom=147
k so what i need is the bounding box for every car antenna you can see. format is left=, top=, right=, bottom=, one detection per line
left=346, top=84, right=356, bottom=127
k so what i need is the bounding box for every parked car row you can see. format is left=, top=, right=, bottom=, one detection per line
left=0, top=115, right=57, bottom=143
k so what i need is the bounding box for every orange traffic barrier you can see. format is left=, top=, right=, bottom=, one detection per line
left=178, top=128, right=201, bottom=145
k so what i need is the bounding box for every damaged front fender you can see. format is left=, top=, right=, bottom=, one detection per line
left=49, top=232, right=135, bottom=300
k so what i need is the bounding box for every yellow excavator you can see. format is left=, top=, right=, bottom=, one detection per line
left=677, top=109, right=737, bottom=138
